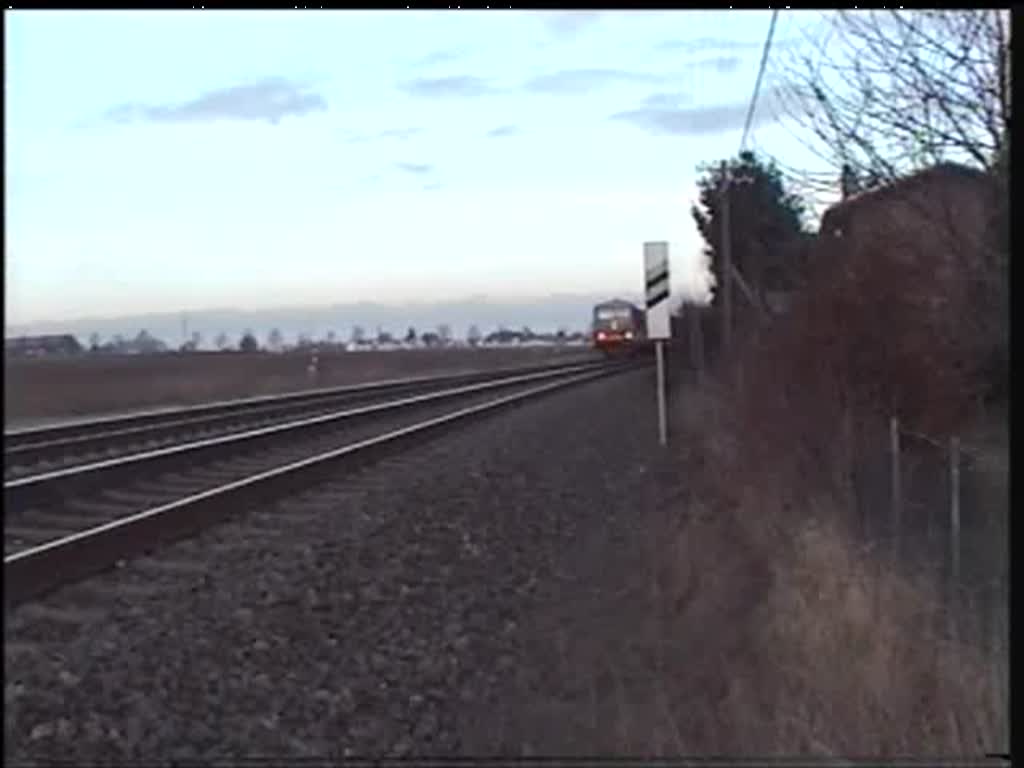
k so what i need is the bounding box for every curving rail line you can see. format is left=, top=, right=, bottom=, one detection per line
left=4, top=358, right=645, bottom=605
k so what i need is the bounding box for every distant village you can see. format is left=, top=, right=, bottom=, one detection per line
left=4, top=325, right=591, bottom=359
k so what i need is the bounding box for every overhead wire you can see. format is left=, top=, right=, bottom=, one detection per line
left=739, top=9, right=781, bottom=155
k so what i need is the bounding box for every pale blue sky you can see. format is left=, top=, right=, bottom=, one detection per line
left=5, top=9, right=834, bottom=325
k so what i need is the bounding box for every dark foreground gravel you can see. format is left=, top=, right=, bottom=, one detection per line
left=5, top=366, right=681, bottom=762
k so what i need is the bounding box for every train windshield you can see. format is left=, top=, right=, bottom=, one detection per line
left=595, top=307, right=632, bottom=320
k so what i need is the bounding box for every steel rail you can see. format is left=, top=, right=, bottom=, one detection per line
left=4, top=364, right=631, bottom=605
left=4, top=360, right=617, bottom=513
left=4, top=357, right=599, bottom=454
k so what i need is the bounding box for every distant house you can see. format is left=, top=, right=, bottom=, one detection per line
left=484, top=329, right=525, bottom=346
left=98, top=331, right=169, bottom=356
left=5, top=334, right=84, bottom=358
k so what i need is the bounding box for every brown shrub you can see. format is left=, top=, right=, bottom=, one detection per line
left=652, top=392, right=1007, bottom=756
left=606, top=165, right=1010, bottom=755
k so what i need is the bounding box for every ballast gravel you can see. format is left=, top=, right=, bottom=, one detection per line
left=5, top=365, right=680, bottom=762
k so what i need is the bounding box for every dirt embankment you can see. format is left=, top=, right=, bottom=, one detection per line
left=4, top=347, right=598, bottom=426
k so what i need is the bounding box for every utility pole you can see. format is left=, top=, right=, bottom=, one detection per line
left=689, top=305, right=704, bottom=382
left=720, top=161, right=733, bottom=355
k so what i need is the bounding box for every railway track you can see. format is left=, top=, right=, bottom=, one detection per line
left=4, top=358, right=600, bottom=479
left=4, top=358, right=642, bottom=606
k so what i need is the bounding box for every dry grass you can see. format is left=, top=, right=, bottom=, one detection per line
left=3, top=347, right=597, bottom=426
left=624, top=206, right=1008, bottom=754
left=674, top=389, right=1007, bottom=756
left=499, top=382, right=1006, bottom=757
left=496, top=190, right=1007, bottom=755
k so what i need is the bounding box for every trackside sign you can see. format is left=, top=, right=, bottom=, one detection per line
left=644, top=241, right=671, bottom=340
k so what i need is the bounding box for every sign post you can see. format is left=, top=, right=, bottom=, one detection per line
left=644, top=241, right=671, bottom=447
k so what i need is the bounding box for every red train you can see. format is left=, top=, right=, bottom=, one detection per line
left=592, top=299, right=648, bottom=356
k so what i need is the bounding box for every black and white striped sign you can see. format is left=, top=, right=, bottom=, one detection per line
left=644, top=241, right=671, bottom=340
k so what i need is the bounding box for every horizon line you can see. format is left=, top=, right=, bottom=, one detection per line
left=7, top=289, right=710, bottom=330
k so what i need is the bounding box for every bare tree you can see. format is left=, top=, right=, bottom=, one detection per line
left=467, top=325, right=482, bottom=347
left=778, top=10, right=1010, bottom=184
left=239, top=331, right=260, bottom=353
left=350, top=325, right=365, bottom=346
left=215, top=332, right=230, bottom=351
left=776, top=10, right=1009, bottom=403
left=88, top=332, right=101, bottom=352
left=437, top=324, right=452, bottom=346
left=180, top=331, right=202, bottom=353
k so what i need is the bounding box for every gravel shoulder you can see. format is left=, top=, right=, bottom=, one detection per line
left=5, top=366, right=682, bottom=762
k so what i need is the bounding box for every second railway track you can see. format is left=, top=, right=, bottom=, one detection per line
left=4, top=358, right=602, bottom=479
left=4, top=358, right=644, bottom=606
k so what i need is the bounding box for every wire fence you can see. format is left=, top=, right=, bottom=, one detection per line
left=665, top=320, right=1008, bottom=750
left=668, top=330, right=1007, bottom=624
left=852, top=415, right=1007, bottom=621
left=867, top=411, right=1007, bottom=745
left=847, top=409, right=1008, bottom=739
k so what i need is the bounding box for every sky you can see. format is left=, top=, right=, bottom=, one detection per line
left=5, top=9, right=836, bottom=326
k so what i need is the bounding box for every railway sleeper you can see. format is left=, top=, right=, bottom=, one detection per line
left=132, top=478, right=213, bottom=497
left=22, top=510, right=101, bottom=530
left=140, top=477, right=215, bottom=496
left=5, top=524, right=78, bottom=545
left=64, top=497, right=137, bottom=517
left=173, top=466, right=242, bottom=483
left=222, top=457, right=285, bottom=473
left=103, top=488, right=177, bottom=506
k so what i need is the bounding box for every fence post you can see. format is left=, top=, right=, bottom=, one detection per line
left=950, top=436, right=961, bottom=597
left=689, top=308, right=704, bottom=383
left=889, top=417, right=902, bottom=559
left=841, top=404, right=856, bottom=524
left=307, top=348, right=320, bottom=383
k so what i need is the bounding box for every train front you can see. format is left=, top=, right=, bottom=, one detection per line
left=592, top=301, right=643, bottom=355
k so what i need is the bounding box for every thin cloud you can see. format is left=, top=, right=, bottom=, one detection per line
left=395, top=161, right=434, bottom=175
left=523, top=68, right=664, bottom=95
left=543, top=11, right=604, bottom=40
left=101, top=77, right=328, bottom=126
left=641, top=91, right=690, bottom=110
left=702, top=55, right=742, bottom=74
left=423, top=181, right=443, bottom=192
left=378, top=127, right=421, bottom=140
left=658, top=35, right=800, bottom=56
left=345, top=127, right=421, bottom=143
left=657, top=36, right=764, bottom=53
left=485, top=124, right=521, bottom=138
left=413, top=48, right=467, bottom=67
left=610, top=87, right=784, bottom=137
left=399, top=75, right=497, bottom=98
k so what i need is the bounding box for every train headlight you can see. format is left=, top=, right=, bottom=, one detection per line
left=624, top=331, right=634, bottom=340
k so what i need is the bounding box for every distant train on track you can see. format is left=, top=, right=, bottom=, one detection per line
left=591, top=299, right=649, bottom=357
